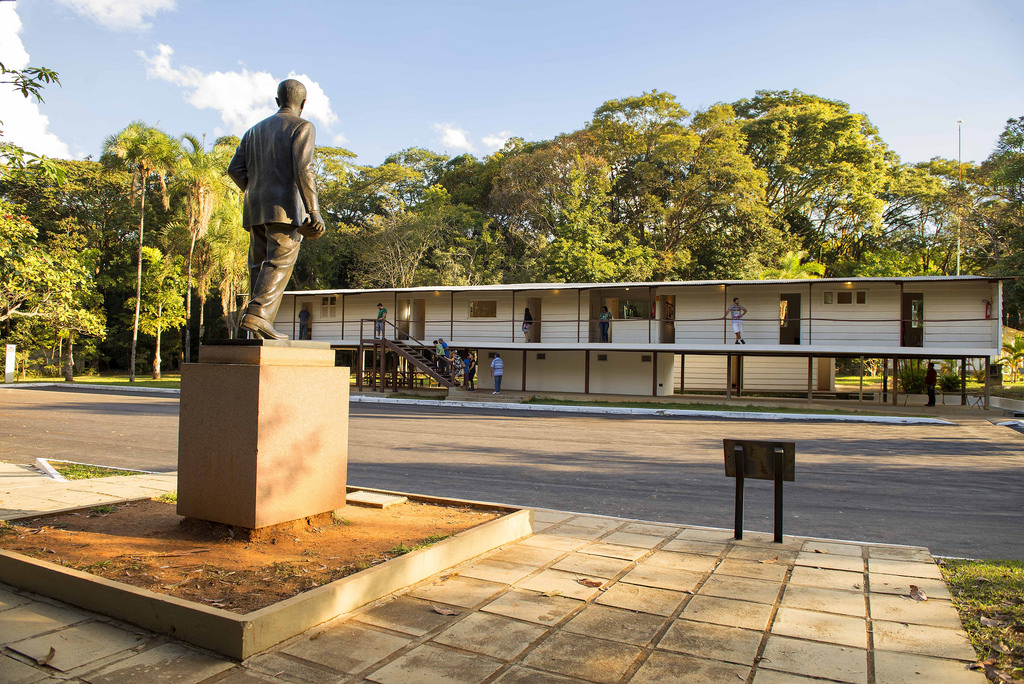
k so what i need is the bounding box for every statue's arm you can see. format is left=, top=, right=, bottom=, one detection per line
left=226, top=141, right=248, bottom=192
left=293, top=122, right=323, bottom=231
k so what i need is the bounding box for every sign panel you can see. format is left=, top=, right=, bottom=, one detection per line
left=723, top=439, right=795, bottom=481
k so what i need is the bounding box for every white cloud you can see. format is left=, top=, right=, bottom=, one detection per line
left=0, top=4, right=71, bottom=158
left=55, top=0, right=175, bottom=31
left=332, top=133, right=348, bottom=145
left=433, top=123, right=475, bottom=152
left=481, top=130, right=512, bottom=152
left=139, top=44, right=341, bottom=137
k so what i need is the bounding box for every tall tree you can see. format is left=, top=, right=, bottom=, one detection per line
left=102, top=122, right=179, bottom=380
left=131, top=247, right=186, bottom=379
left=173, top=133, right=229, bottom=361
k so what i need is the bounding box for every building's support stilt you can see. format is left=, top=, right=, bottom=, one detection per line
left=726, top=354, right=733, bottom=400
left=652, top=352, right=658, bottom=396
left=585, top=350, right=590, bottom=394
left=522, top=349, right=527, bottom=392
left=961, top=358, right=968, bottom=405
left=984, top=356, right=990, bottom=409
left=807, top=356, right=813, bottom=404
left=892, top=358, right=898, bottom=406
left=858, top=356, right=864, bottom=402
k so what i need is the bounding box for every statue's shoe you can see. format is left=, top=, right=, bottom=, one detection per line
left=240, top=313, right=288, bottom=340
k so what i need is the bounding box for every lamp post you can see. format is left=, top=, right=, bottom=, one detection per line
left=956, top=119, right=963, bottom=276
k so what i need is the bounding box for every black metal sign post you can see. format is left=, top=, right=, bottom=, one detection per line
left=724, top=439, right=795, bottom=543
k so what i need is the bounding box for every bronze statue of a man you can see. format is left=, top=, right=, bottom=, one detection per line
left=227, top=78, right=325, bottom=340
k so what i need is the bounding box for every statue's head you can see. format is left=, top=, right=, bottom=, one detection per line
left=276, top=79, right=307, bottom=113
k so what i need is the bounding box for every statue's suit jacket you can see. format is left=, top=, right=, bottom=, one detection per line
left=227, top=108, right=319, bottom=228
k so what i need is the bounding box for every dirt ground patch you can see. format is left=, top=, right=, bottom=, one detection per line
left=0, top=499, right=501, bottom=613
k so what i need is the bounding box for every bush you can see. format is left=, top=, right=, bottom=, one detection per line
left=898, top=361, right=925, bottom=394
left=940, top=372, right=961, bottom=392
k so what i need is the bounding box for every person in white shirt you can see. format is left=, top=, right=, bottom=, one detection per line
left=726, top=297, right=747, bottom=344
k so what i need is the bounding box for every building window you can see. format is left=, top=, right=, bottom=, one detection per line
left=469, top=300, right=497, bottom=318
left=536, top=353, right=546, bottom=360
left=321, top=295, right=337, bottom=318
left=823, top=291, right=866, bottom=305
left=641, top=355, right=652, bottom=363
left=619, top=300, right=651, bottom=319
left=597, top=354, right=608, bottom=361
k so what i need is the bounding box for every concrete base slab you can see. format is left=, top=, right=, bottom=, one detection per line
left=0, top=489, right=531, bottom=660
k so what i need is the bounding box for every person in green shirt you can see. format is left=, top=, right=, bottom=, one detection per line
left=375, top=302, right=387, bottom=338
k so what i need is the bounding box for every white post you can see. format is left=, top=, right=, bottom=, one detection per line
left=4, top=344, right=15, bottom=383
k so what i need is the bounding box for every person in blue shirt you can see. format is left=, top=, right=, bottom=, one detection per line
left=490, top=353, right=504, bottom=394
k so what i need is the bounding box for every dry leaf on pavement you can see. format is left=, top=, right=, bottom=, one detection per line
left=432, top=606, right=459, bottom=616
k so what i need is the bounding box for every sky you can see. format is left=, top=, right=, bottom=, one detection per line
left=2, top=0, right=1023, bottom=168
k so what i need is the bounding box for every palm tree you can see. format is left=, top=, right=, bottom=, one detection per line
left=207, top=191, right=250, bottom=338
left=174, top=133, right=230, bottom=362
left=760, top=250, right=826, bottom=280
left=1001, top=335, right=1024, bottom=383
left=102, top=122, right=179, bottom=381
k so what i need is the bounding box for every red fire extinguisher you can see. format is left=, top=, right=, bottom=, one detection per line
left=984, top=300, right=991, bottom=319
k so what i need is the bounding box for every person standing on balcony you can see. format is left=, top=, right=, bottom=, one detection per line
left=925, top=362, right=937, bottom=406
left=522, top=307, right=533, bottom=342
left=375, top=303, right=387, bottom=338
left=298, top=306, right=311, bottom=340
left=726, top=297, right=747, bottom=344
left=490, top=353, right=504, bottom=394
left=599, top=306, right=612, bottom=342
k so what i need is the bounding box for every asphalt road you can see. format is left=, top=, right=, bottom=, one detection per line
left=2, top=386, right=1022, bottom=559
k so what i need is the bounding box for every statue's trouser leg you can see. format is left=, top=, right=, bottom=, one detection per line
left=247, top=223, right=302, bottom=324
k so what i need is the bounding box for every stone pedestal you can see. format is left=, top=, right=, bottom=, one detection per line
left=177, top=341, right=349, bottom=530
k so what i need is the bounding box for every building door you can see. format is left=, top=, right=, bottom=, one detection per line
left=526, top=297, right=542, bottom=342
left=657, top=295, right=676, bottom=343
left=902, top=293, right=923, bottom=347
left=779, top=294, right=801, bottom=345
left=397, top=298, right=412, bottom=340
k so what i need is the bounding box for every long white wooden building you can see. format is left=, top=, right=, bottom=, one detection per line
left=274, top=276, right=1005, bottom=400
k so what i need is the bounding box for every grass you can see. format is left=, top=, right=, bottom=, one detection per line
left=521, top=397, right=906, bottom=417
left=155, top=491, right=177, bottom=503
left=49, top=460, right=146, bottom=480
left=387, top=533, right=454, bottom=557
left=940, top=559, right=1024, bottom=680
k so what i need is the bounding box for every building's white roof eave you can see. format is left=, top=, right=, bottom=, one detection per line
left=285, top=275, right=1008, bottom=297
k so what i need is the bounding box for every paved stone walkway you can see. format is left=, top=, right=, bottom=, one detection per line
left=0, top=466, right=986, bottom=683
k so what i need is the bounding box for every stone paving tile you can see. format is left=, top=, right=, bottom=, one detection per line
left=867, top=558, right=943, bottom=579
left=538, top=524, right=604, bottom=541
left=788, top=565, right=864, bottom=591
left=245, top=651, right=351, bottom=683
left=486, top=543, right=566, bottom=566
left=873, top=650, right=988, bottom=683
left=521, top=632, right=643, bottom=684
left=641, top=550, right=718, bottom=574
left=795, top=551, right=864, bottom=572
left=619, top=564, right=703, bottom=593
left=868, top=594, right=963, bottom=629
left=700, top=574, right=783, bottom=605
left=599, top=531, right=664, bottom=549
left=551, top=552, right=633, bottom=579
left=595, top=583, right=687, bottom=617
left=868, top=545, right=933, bottom=562
left=0, top=653, right=49, bottom=684
left=780, top=585, right=866, bottom=617
left=657, top=618, right=762, bottom=665
left=869, top=573, right=951, bottom=600
left=353, top=596, right=457, bottom=637
left=619, top=522, right=680, bottom=537
left=679, top=595, right=774, bottom=631
left=409, top=575, right=506, bottom=608
left=726, top=546, right=798, bottom=563
left=516, top=569, right=605, bottom=600
left=282, top=622, right=410, bottom=673
left=751, top=671, right=821, bottom=683
left=0, top=585, right=31, bottom=610
left=36, top=491, right=124, bottom=506
left=493, top=665, right=588, bottom=683
left=531, top=521, right=555, bottom=533
left=364, top=643, right=502, bottom=684
left=771, top=606, right=867, bottom=648
left=563, top=516, right=622, bottom=531
left=732, top=533, right=803, bottom=550
left=0, top=602, right=91, bottom=644
left=459, top=558, right=538, bottom=584
left=481, top=589, right=582, bottom=626
left=561, top=605, right=666, bottom=647
left=631, top=650, right=750, bottom=684
left=210, top=668, right=289, bottom=683
left=518, top=534, right=588, bottom=552
left=801, top=540, right=864, bottom=556
left=714, top=558, right=789, bottom=582
left=660, top=538, right=728, bottom=556
left=532, top=510, right=574, bottom=524
left=758, top=635, right=867, bottom=683
left=432, top=612, right=548, bottom=661
left=8, top=621, right=143, bottom=672
left=675, top=527, right=736, bottom=542
left=81, top=642, right=234, bottom=684
left=578, top=542, right=647, bottom=561
left=871, top=620, right=977, bottom=660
